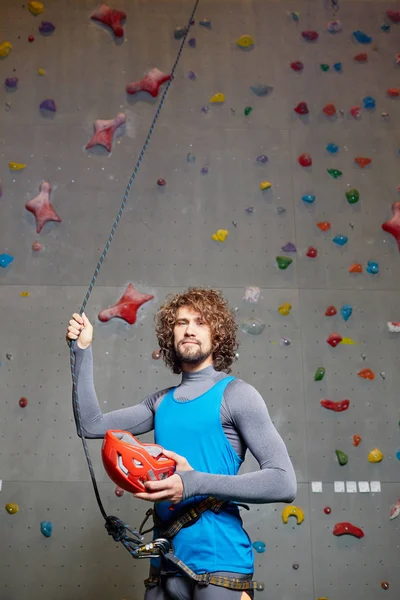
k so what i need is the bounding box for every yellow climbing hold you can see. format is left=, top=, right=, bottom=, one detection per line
left=210, top=93, right=225, bottom=104
left=260, top=181, right=272, bottom=191
left=340, top=337, right=355, bottom=345
left=368, top=448, right=383, bottom=463
left=37, top=68, right=46, bottom=75
left=212, top=229, right=229, bottom=242
left=6, top=503, right=19, bottom=514
left=282, top=505, right=304, bottom=525
left=236, top=34, right=254, bottom=48
left=28, top=1, right=44, bottom=15
left=9, top=162, right=26, bottom=171
left=278, top=303, right=292, bottom=316
left=20, top=292, right=30, bottom=297
left=0, top=41, right=12, bottom=57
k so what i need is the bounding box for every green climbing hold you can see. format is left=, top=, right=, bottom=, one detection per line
left=320, top=64, right=329, bottom=72
left=327, top=168, right=342, bottom=179
left=346, top=188, right=359, bottom=204
left=336, top=449, right=348, bottom=466
left=244, top=106, right=253, bottom=116
left=314, top=367, right=326, bottom=381
left=276, top=256, right=293, bottom=270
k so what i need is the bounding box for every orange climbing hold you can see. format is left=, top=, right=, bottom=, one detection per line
left=349, top=263, right=363, bottom=273
left=354, top=157, right=371, bottom=168
left=323, top=103, right=336, bottom=116
left=387, top=88, right=400, bottom=97
left=317, top=221, right=331, bottom=231
left=353, top=434, right=362, bottom=447
left=358, top=368, right=375, bottom=380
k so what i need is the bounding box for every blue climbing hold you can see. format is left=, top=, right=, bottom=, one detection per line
left=326, top=143, right=339, bottom=154
left=333, top=62, right=342, bottom=72
left=396, top=448, right=400, bottom=461
left=0, top=254, right=14, bottom=268
left=353, top=30, right=372, bottom=44
left=333, top=235, right=348, bottom=246
left=302, top=194, right=315, bottom=204
left=340, top=304, right=353, bottom=322
left=381, top=24, right=390, bottom=32
left=363, top=96, right=376, bottom=109
left=366, top=261, right=379, bottom=274
left=40, top=521, right=53, bottom=537
left=252, top=541, right=266, bottom=553
left=250, top=84, right=273, bottom=97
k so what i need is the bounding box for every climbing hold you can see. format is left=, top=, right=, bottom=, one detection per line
left=314, top=367, right=325, bottom=381
left=187, top=70, right=196, bottom=80
left=126, top=68, right=171, bottom=98
left=5, top=77, right=18, bottom=88
left=354, top=53, right=368, bottom=62
left=250, top=84, right=273, bottom=97
left=85, top=113, right=125, bottom=152
left=390, top=499, right=400, bottom=519
left=320, top=64, right=330, bottom=72
left=321, top=399, right=350, bottom=412
left=327, top=168, right=342, bottom=179
left=340, top=304, right=352, bottom=322
left=327, top=333, right=342, bottom=347
left=174, top=27, right=187, bottom=39
left=381, top=582, right=389, bottom=591
left=382, top=202, right=400, bottom=251
left=289, top=11, right=300, bottom=22
left=0, top=41, right=12, bottom=57
left=244, top=106, right=253, bottom=116
left=381, top=23, right=391, bottom=32
left=201, top=167, right=208, bottom=174
left=277, top=207, right=286, bottom=214
left=327, top=20, right=342, bottom=33
left=39, top=21, right=55, bottom=34
left=326, top=143, right=339, bottom=154
left=260, top=181, right=272, bottom=190
left=152, top=350, right=161, bottom=360
left=28, top=35, right=35, bottom=42
left=290, top=61, right=304, bottom=72
left=241, top=318, right=266, bottom=335
left=396, top=54, right=400, bottom=65
left=355, top=157, right=371, bottom=168
left=333, top=235, right=348, bottom=246
left=115, top=486, right=125, bottom=497
left=278, top=303, right=292, bottom=316
left=302, top=194, right=315, bottom=204
left=306, top=246, right=318, bottom=258
left=212, top=229, right=229, bottom=242
left=276, top=256, right=292, bottom=270
left=324, top=507, right=332, bottom=515
left=19, top=397, right=28, bottom=407
left=5, top=503, right=19, bottom=514
left=243, top=286, right=261, bottom=303
left=333, top=62, right=342, bottom=72
left=188, top=38, right=196, bottom=48
left=280, top=337, right=291, bottom=347
left=157, top=178, right=166, bottom=186
left=294, top=102, right=309, bottom=115
left=256, top=155, right=268, bottom=164
left=350, top=106, right=361, bottom=118
left=346, top=189, right=359, bottom=204
left=368, top=448, right=383, bottom=463
left=323, top=103, right=336, bottom=116
left=282, top=505, right=304, bottom=525
left=186, top=153, right=196, bottom=163
left=387, top=10, right=400, bottom=22
left=302, top=30, right=318, bottom=42
left=91, top=4, right=126, bottom=37
left=252, top=541, right=266, bottom=553
left=353, top=30, right=372, bottom=44
left=40, top=521, right=53, bottom=537
left=363, top=96, right=375, bottom=109
left=341, top=337, right=355, bottom=345
left=317, top=222, right=331, bottom=232
left=336, top=450, right=348, bottom=465
left=28, top=1, right=44, bottom=15
left=298, top=153, right=312, bottom=167
left=387, top=321, right=400, bottom=332
left=349, top=263, right=362, bottom=273
left=292, top=564, right=299, bottom=570
left=9, top=162, right=26, bottom=171
left=25, top=182, right=61, bottom=234
left=353, top=435, right=362, bottom=447
left=210, top=93, right=225, bottom=103
left=98, top=283, right=154, bottom=325
left=366, top=261, right=379, bottom=274
left=358, top=368, right=374, bottom=380
left=39, top=98, right=56, bottom=112
left=325, top=306, right=337, bottom=316
left=333, top=522, right=364, bottom=538
left=0, top=254, right=14, bottom=268
left=387, top=88, right=399, bottom=97
left=199, top=19, right=211, bottom=28
left=245, top=207, right=253, bottom=214
left=282, top=242, right=296, bottom=253
left=37, top=68, right=45, bottom=75
left=236, top=34, right=254, bottom=48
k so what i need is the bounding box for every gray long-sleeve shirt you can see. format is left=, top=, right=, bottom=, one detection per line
left=73, top=342, right=297, bottom=504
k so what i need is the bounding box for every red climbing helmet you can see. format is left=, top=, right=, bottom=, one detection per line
left=101, top=430, right=176, bottom=493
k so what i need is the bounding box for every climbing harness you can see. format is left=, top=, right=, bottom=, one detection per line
left=68, top=0, right=264, bottom=592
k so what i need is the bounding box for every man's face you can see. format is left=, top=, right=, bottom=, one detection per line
left=173, top=306, right=213, bottom=369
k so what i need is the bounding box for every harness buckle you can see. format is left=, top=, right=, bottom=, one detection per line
left=197, top=573, right=211, bottom=586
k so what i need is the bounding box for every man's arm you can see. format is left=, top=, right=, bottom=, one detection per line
left=177, top=379, right=297, bottom=504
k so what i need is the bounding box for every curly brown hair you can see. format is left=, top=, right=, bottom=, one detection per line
left=154, top=287, right=239, bottom=374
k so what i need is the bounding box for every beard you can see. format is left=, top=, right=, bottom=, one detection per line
left=174, top=341, right=213, bottom=367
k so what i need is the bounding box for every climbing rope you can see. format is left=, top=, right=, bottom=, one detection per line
left=68, top=0, right=200, bottom=549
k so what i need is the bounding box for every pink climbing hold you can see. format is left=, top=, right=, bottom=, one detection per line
left=98, top=283, right=154, bottom=325
left=25, top=182, right=61, bottom=234
left=126, top=68, right=171, bottom=98
left=86, top=113, right=126, bottom=152
left=382, top=201, right=400, bottom=252
left=386, top=10, right=400, bottom=23
left=91, top=3, right=126, bottom=38
left=32, top=241, right=43, bottom=252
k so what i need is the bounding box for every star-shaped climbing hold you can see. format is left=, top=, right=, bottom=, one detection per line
left=126, top=68, right=171, bottom=98
left=382, top=201, right=400, bottom=252
left=98, top=283, right=154, bottom=325
left=25, top=182, right=61, bottom=233
left=91, top=4, right=126, bottom=38
left=86, top=112, right=126, bottom=152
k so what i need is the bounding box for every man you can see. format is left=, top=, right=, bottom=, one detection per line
left=67, top=287, right=296, bottom=600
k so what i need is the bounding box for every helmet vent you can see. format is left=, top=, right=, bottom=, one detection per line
left=117, top=454, right=128, bottom=475
left=133, top=459, right=143, bottom=467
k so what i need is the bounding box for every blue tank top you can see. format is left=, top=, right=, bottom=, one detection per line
left=152, top=377, right=254, bottom=574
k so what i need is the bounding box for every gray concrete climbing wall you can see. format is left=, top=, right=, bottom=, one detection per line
left=1, top=0, right=400, bottom=598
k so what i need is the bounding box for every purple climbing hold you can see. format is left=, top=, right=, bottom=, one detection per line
left=5, top=77, right=18, bottom=88
left=188, top=37, right=196, bottom=48
left=245, top=207, right=254, bottom=214
left=256, top=155, right=268, bottom=164
left=201, top=106, right=209, bottom=113
left=201, top=167, right=209, bottom=174
left=188, top=70, right=196, bottom=80
left=282, top=242, right=297, bottom=252
left=39, top=21, right=56, bottom=34
left=40, top=99, right=56, bottom=112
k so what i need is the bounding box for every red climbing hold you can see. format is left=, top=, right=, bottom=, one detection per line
left=98, top=283, right=154, bottom=325
left=317, top=222, right=331, bottom=232
left=126, top=68, right=171, bottom=98
left=91, top=4, right=127, bottom=38
left=290, top=61, right=304, bottom=72
left=85, top=113, right=126, bottom=152
left=302, top=30, right=318, bottom=42
left=382, top=201, right=400, bottom=252
left=32, top=242, right=43, bottom=252
left=115, top=486, right=125, bottom=497
left=306, top=246, right=317, bottom=258
left=333, top=522, right=364, bottom=539
left=326, top=332, right=342, bottom=347
left=28, top=35, right=35, bottom=42
left=350, top=106, right=361, bottom=118
left=325, top=306, right=337, bottom=316
left=387, top=88, right=400, bottom=97
left=294, top=102, right=309, bottom=115
left=157, top=178, right=166, bottom=186
left=25, top=182, right=62, bottom=234
left=323, top=103, right=336, bottom=116
left=298, top=153, right=312, bottom=167
left=19, top=397, right=28, bottom=408
left=320, top=399, right=350, bottom=412
left=353, top=434, right=362, bottom=447
left=354, top=53, right=368, bottom=62
left=324, top=507, right=332, bottom=515
left=358, top=368, right=375, bottom=380
left=387, top=10, right=400, bottom=23
left=354, top=157, right=371, bottom=168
